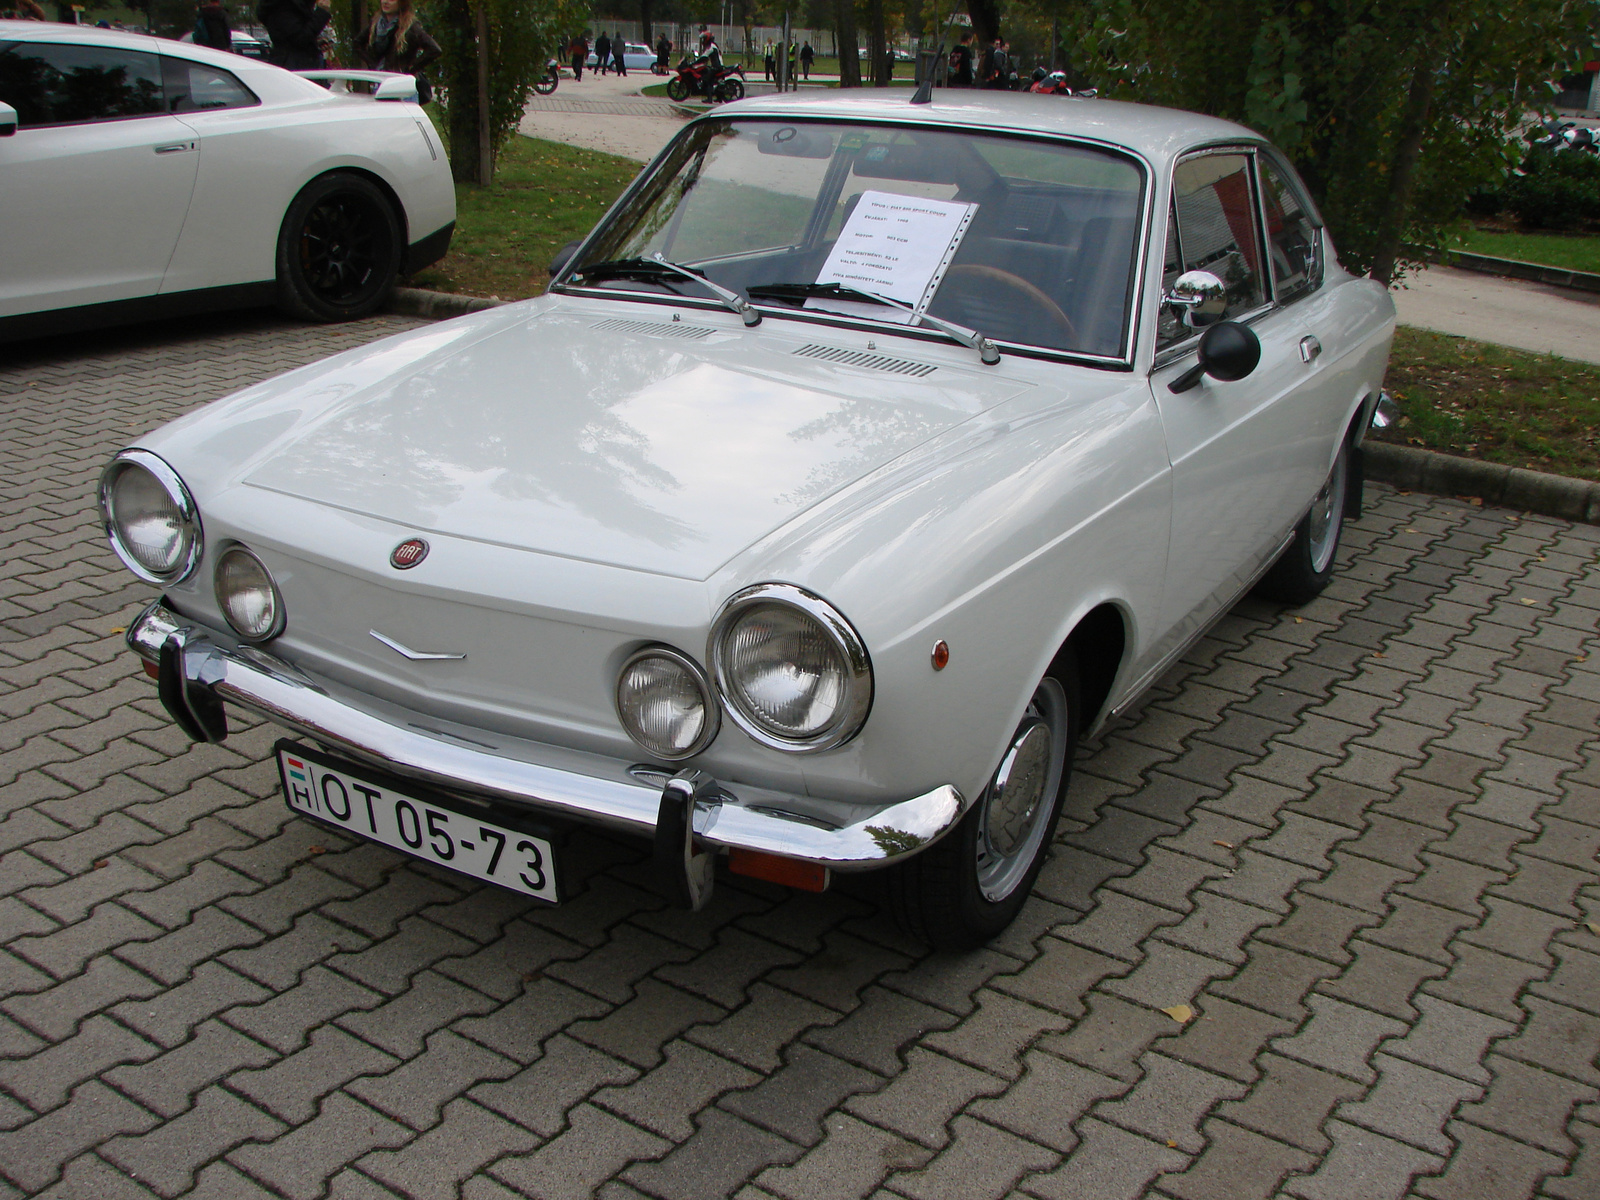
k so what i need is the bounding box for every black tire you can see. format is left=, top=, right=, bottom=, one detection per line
left=666, top=76, right=688, bottom=101
left=887, top=650, right=1080, bottom=950
left=717, top=77, right=745, bottom=102
left=1255, top=435, right=1354, bottom=605
left=275, top=172, right=403, bottom=323
left=533, top=69, right=558, bottom=95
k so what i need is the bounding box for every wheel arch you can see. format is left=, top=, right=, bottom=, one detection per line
left=281, top=165, right=412, bottom=249
left=1051, top=601, right=1129, bottom=735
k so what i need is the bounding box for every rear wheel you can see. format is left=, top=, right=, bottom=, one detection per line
left=666, top=76, right=688, bottom=101
left=716, top=77, right=745, bottom=102
left=887, top=652, right=1079, bottom=950
left=1255, top=437, right=1352, bottom=604
left=275, top=172, right=403, bottom=323
left=533, top=67, right=558, bottom=95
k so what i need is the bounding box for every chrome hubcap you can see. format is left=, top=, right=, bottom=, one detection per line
left=976, top=678, right=1068, bottom=902
left=1306, top=446, right=1348, bottom=574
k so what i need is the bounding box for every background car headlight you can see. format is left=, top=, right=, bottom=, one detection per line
left=709, top=584, right=873, bottom=752
left=615, top=647, right=718, bottom=760
left=98, top=450, right=202, bottom=584
left=214, top=546, right=284, bottom=641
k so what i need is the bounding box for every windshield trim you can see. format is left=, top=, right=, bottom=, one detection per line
left=549, top=113, right=1156, bottom=370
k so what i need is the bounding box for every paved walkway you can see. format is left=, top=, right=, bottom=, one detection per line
left=519, top=72, right=688, bottom=162
left=1391, top=265, right=1600, bottom=365
left=0, top=312, right=1598, bottom=1200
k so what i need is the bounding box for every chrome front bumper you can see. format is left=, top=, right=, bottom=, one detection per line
left=128, top=601, right=963, bottom=899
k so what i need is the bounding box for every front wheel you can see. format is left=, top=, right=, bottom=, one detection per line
left=887, top=653, right=1080, bottom=950
left=275, top=172, right=402, bottom=323
left=1255, top=437, right=1353, bottom=604
left=665, top=76, right=688, bottom=101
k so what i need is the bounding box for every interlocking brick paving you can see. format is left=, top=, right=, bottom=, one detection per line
left=0, top=308, right=1597, bottom=1199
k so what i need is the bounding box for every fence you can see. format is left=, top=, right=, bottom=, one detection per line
left=584, top=21, right=839, bottom=57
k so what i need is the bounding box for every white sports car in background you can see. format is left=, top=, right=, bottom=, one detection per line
left=101, top=91, right=1395, bottom=948
left=0, top=21, right=454, bottom=340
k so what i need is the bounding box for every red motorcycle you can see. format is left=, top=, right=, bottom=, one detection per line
left=665, top=58, right=746, bottom=102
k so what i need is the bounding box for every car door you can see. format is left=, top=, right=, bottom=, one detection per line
left=0, top=36, right=200, bottom=317
left=1146, top=146, right=1327, bottom=648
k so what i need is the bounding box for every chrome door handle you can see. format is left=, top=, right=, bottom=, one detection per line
left=153, top=141, right=196, bottom=154
left=1299, top=335, right=1322, bottom=363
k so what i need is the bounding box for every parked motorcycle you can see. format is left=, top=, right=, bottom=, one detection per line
left=532, top=58, right=559, bottom=96
left=665, top=58, right=745, bottom=102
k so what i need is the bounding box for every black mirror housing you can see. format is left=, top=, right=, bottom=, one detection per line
left=548, top=239, right=582, bottom=277
left=1169, top=321, right=1261, bottom=393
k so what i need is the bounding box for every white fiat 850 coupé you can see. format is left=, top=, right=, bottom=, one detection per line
left=0, top=21, right=454, bottom=340
left=101, top=90, right=1395, bottom=947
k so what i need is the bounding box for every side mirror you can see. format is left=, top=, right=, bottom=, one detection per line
left=0, top=101, right=17, bottom=137
left=1163, top=269, right=1227, bottom=329
left=1169, top=320, right=1260, bottom=393
left=548, top=239, right=581, bottom=276
left=373, top=75, right=419, bottom=101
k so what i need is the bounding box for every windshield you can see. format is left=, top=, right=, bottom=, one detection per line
left=564, top=118, right=1146, bottom=359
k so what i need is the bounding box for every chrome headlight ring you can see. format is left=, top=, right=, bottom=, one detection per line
left=213, top=544, right=286, bottom=643
left=615, top=644, right=721, bottom=761
left=708, top=582, right=873, bottom=754
left=97, top=449, right=203, bottom=586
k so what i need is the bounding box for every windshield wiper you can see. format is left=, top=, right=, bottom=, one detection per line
left=746, top=282, right=1000, bottom=365
left=571, top=255, right=760, bottom=326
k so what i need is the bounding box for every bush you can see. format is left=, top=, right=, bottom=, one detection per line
left=1505, top=148, right=1600, bottom=230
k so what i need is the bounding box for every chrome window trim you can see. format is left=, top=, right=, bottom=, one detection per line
left=213, top=543, right=287, bottom=643
left=98, top=448, right=204, bottom=586
left=614, top=644, right=722, bottom=762
left=1255, top=150, right=1324, bottom=307
left=550, top=114, right=1156, bottom=370
left=708, top=582, right=874, bottom=754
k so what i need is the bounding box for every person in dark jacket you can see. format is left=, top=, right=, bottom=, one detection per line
left=611, top=35, right=626, bottom=75
left=800, top=41, right=813, bottom=79
left=259, top=0, right=331, bottom=70
left=593, top=31, right=610, bottom=75
left=353, top=0, right=441, bottom=98
left=570, top=34, right=587, bottom=80
left=194, top=0, right=232, bottom=50
left=654, top=33, right=670, bottom=72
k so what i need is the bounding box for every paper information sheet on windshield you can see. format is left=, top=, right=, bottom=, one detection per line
left=806, top=190, right=978, bottom=324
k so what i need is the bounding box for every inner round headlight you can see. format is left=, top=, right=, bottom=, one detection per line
left=709, top=584, right=872, bottom=752
left=98, top=451, right=202, bottom=584
left=616, top=647, right=718, bottom=761
left=214, top=546, right=284, bottom=641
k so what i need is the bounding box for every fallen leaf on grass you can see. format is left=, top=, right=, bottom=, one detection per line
left=1161, top=1004, right=1195, bottom=1024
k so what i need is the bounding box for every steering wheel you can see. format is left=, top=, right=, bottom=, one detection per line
left=939, top=264, right=1078, bottom=345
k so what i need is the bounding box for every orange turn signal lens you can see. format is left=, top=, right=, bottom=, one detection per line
left=727, top=847, right=830, bottom=892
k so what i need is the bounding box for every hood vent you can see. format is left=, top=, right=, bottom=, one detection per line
left=792, top=344, right=938, bottom=377
left=590, top=317, right=714, bottom=340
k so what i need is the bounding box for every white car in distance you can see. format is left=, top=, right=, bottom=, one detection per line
left=0, top=21, right=455, bottom=340
left=100, top=91, right=1395, bottom=948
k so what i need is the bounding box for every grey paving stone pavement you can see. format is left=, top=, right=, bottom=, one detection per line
left=0, top=309, right=1598, bottom=1200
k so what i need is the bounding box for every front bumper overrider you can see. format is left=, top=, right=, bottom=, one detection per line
left=127, top=600, right=963, bottom=906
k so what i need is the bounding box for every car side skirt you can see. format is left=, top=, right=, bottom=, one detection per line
left=0, top=281, right=277, bottom=345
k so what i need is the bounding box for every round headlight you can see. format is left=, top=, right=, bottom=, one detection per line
left=615, top=647, right=718, bottom=761
left=98, top=451, right=202, bottom=584
left=709, top=584, right=872, bottom=752
left=214, top=546, right=284, bottom=641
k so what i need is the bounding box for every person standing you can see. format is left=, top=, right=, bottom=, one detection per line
left=948, top=30, right=974, bottom=87
left=763, top=40, right=773, bottom=82
left=193, top=0, right=232, bottom=49
left=800, top=41, right=813, bottom=79
left=983, top=36, right=1011, bottom=89
left=258, top=0, right=330, bottom=70
left=354, top=0, right=441, bottom=100
left=655, top=32, right=671, bottom=72
left=612, top=35, right=627, bottom=75
left=570, top=33, right=587, bottom=80
left=594, top=31, right=610, bottom=75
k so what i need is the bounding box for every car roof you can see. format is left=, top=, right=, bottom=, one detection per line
left=715, top=89, right=1264, bottom=165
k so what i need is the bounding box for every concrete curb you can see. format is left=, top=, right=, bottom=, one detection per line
left=1439, top=249, right=1600, bottom=295
left=1365, top=441, right=1600, bottom=525
left=384, top=286, right=1600, bottom=526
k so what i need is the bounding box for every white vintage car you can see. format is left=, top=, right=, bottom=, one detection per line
left=0, top=21, right=454, bottom=340
left=101, top=90, right=1395, bottom=947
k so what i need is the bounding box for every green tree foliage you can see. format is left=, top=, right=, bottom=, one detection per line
left=1060, top=0, right=1590, bottom=281
left=427, top=0, right=579, bottom=183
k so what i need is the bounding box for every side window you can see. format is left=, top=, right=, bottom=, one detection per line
left=1259, top=156, right=1321, bottom=303
left=1160, top=152, right=1266, bottom=346
left=0, top=41, right=164, bottom=127
left=162, top=55, right=259, bottom=113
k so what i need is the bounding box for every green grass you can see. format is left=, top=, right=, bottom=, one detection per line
left=408, top=134, right=641, bottom=301
left=1455, top=229, right=1600, bottom=275
left=1375, top=327, right=1600, bottom=481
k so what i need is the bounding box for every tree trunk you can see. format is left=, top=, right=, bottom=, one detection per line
left=834, top=0, right=860, bottom=87
left=868, top=0, right=887, bottom=85
left=475, top=0, right=492, bottom=185
left=965, top=0, right=999, bottom=45
left=639, top=0, right=652, bottom=44
left=1367, top=39, right=1443, bottom=285
left=443, top=0, right=482, bottom=183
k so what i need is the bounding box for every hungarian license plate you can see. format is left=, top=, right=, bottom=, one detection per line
left=276, top=741, right=557, bottom=902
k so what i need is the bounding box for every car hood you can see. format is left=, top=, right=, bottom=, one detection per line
left=237, top=303, right=1033, bottom=580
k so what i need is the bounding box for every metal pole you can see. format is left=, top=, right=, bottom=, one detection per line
left=779, top=10, right=789, bottom=90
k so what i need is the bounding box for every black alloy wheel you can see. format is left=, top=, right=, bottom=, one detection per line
left=276, top=172, right=403, bottom=323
